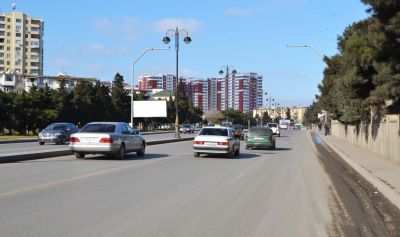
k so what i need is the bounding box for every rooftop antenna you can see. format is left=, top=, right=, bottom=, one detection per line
left=12, top=3, right=16, bottom=11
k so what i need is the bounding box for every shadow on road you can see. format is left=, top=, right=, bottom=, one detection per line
left=84, top=153, right=169, bottom=161
left=198, top=153, right=260, bottom=159
left=274, top=147, right=291, bottom=151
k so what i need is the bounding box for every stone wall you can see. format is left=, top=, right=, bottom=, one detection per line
left=331, top=115, right=400, bottom=163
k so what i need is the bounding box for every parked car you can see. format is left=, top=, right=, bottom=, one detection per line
left=267, top=123, right=280, bottom=137
left=193, top=126, right=240, bottom=158
left=69, top=122, right=146, bottom=159
left=180, top=124, right=194, bottom=133
left=38, top=123, right=79, bottom=145
left=246, top=126, right=276, bottom=150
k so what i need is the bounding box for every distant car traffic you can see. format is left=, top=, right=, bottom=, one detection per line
left=267, top=123, right=280, bottom=137
left=246, top=126, right=276, bottom=150
left=180, top=124, right=194, bottom=133
left=69, top=122, right=146, bottom=159
left=38, top=123, right=79, bottom=145
left=193, top=126, right=240, bottom=158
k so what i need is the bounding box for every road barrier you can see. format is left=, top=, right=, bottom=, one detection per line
left=0, top=137, right=194, bottom=163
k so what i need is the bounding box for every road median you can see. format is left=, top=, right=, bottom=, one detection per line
left=0, top=137, right=194, bottom=163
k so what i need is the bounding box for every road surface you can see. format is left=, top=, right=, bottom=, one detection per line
left=0, top=130, right=398, bottom=236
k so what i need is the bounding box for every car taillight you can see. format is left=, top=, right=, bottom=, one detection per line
left=218, top=142, right=229, bottom=146
left=100, top=138, right=113, bottom=143
left=70, top=137, right=80, bottom=143
left=194, top=141, right=204, bottom=145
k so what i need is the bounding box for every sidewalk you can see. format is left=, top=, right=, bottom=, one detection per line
left=318, top=132, right=400, bottom=210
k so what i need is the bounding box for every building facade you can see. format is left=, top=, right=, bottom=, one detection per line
left=138, top=74, right=176, bottom=92
left=137, top=72, right=263, bottom=113
left=0, top=10, right=44, bottom=77
left=25, top=72, right=97, bottom=92
left=217, top=73, right=263, bottom=112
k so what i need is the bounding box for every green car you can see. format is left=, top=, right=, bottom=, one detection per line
left=245, top=126, right=276, bottom=150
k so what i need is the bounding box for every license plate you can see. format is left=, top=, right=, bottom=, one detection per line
left=254, top=138, right=264, bottom=140
left=82, top=138, right=97, bottom=144
left=204, top=142, right=217, bottom=146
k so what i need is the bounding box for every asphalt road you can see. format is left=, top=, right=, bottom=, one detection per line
left=0, top=130, right=397, bottom=236
left=0, top=132, right=195, bottom=156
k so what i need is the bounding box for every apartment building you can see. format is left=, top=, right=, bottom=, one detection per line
left=0, top=10, right=44, bottom=77
left=138, top=74, right=176, bottom=92
left=217, top=73, right=263, bottom=112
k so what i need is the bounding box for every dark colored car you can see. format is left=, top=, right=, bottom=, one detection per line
left=38, top=123, right=79, bottom=145
left=180, top=124, right=194, bottom=133
left=245, top=126, right=276, bottom=150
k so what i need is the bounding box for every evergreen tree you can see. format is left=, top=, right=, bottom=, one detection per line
left=111, top=73, right=130, bottom=122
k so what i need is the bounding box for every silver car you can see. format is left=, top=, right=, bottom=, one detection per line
left=69, top=122, right=146, bottom=159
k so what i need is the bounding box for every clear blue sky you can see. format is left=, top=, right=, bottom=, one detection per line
left=1, top=0, right=369, bottom=107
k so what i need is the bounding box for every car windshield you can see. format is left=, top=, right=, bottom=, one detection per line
left=80, top=124, right=116, bottom=133
left=249, top=127, right=270, bottom=136
left=267, top=123, right=278, bottom=128
left=45, top=124, right=67, bottom=130
left=199, top=128, right=228, bottom=136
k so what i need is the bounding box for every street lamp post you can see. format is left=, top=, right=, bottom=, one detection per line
left=131, top=47, right=170, bottom=126
left=163, top=27, right=192, bottom=138
left=286, top=44, right=325, bottom=60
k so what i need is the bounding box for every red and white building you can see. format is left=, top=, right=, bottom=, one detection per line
left=138, top=74, right=176, bottom=92
left=138, top=72, right=263, bottom=113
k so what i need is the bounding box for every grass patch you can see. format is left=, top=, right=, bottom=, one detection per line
left=0, top=135, right=36, bottom=140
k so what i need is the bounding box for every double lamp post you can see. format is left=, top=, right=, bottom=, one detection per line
left=162, top=27, right=192, bottom=138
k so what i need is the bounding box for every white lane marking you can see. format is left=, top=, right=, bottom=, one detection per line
left=0, top=157, right=163, bottom=199
left=0, top=152, right=194, bottom=198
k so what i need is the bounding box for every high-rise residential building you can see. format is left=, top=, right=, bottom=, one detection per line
left=138, top=74, right=176, bottom=92
left=138, top=72, right=263, bottom=113
left=216, top=73, right=263, bottom=112
left=0, top=10, right=44, bottom=77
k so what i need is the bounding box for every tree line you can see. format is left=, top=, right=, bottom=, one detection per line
left=305, top=0, right=400, bottom=125
left=0, top=73, right=203, bottom=135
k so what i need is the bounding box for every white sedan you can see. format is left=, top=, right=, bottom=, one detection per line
left=193, top=127, right=240, bottom=158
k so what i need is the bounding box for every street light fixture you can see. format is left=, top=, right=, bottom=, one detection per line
left=131, top=47, right=170, bottom=126
left=218, top=65, right=237, bottom=116
left=286, top=44, right=325, bottom=60
left=163, top=27, right=192, bottom=138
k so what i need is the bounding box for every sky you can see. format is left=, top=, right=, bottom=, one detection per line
left=1, top=0, right=370, bottom=107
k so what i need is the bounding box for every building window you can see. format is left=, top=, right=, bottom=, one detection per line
left=7, top=18, right=10, bottom=22
left=16, top=25, right=22, bottom=32
left=16, top=19, right=21, bottom=23
left=16, top=32, right=21, bottom=37
left=7, top=32, right=10, bottom=36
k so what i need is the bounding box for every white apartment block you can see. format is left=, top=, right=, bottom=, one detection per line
left=0, top=10, right=44, bottom=77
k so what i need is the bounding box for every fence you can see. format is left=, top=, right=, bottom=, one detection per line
left=331, top=115, right=400, bottom=163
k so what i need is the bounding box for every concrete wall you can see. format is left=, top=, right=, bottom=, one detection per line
left=331, top=115, right=400, bottom=163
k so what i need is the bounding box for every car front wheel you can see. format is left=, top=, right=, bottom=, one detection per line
left=137, top=143, right=145, bottom=157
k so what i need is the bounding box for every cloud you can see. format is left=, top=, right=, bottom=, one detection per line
left=94, top=18, right=115, bottom=36
left=153, top=18, right=203, bottom=33
left=93, top=17, right=141, bottom=42
left=87, top=43, right=131, bottom=55
left=52, top=58, right=76, bottom=69
left=224, top=7, right=253, bottom=16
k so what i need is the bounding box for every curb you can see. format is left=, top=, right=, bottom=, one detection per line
left=317, top=133, right=400, bottom=210
left=0, top=137, right=194, bottom=163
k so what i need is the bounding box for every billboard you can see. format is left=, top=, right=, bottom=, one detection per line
left=133, top=101, right=167, bottom=118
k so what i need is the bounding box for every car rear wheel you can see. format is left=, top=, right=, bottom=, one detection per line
left=75, top=152, right=85, bottom=159
left=227, top=148, right=235, bottom=158
left=60, top=136, right=66, bottom=145
left=114, top=144, right=126, bottom=159
left=234, top=147, right=240, bottom=157
left=137, top=143, right=145, bottom=157
left=39, top=142, right=45, bottom=145
left=194, top=152, right=200, bottom=157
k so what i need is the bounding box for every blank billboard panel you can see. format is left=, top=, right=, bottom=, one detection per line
left=133, top=100, right=167, bottom=118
